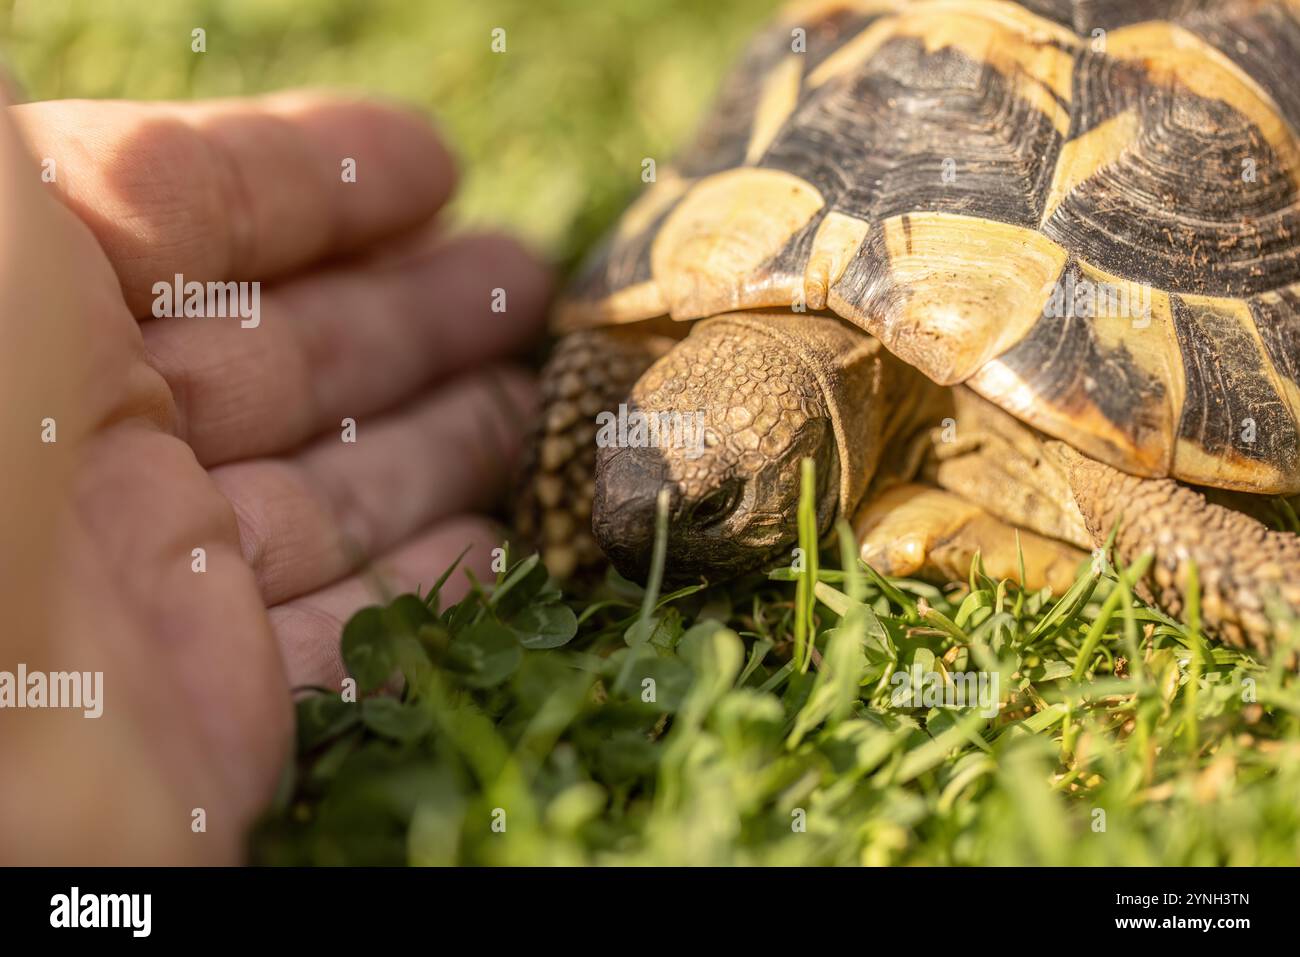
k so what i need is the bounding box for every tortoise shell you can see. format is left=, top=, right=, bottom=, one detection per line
left=558, top=0, right=1300, bottom=494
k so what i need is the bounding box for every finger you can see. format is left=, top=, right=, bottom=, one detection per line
left=142, top=232, right=550, bottom=465
left=269, top=516, right=502, bottom=689
left=10, top=91, right=456, bottom=315
left=211, top=365, right=536, bottom=607
left=68, top=424, right=292, bottom=807
left=0, top=93, right=143, bottom=659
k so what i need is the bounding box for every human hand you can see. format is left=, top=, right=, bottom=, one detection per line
left=0, top=91, right=549, bottom=863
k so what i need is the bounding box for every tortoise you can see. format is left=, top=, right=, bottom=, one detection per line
left=519, top=0, right=1300, bottom=655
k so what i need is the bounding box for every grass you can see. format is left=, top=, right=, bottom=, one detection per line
left=0, top=0, right=780, bottom=270
left=253, top=462, right=1300, bottom=866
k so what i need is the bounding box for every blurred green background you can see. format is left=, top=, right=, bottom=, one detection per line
left=0, top=0, right=782, bottom=270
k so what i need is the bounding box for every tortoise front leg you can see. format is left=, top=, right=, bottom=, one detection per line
left=1056, top=446, right=1300, bottom=659
left=853, top=483, right=1087, bottom=594
left=516, top=328, right=675, bottom=579
left=852, top=385, right=1090, bottom=592
left=921, top=387, right=1095, bottom=549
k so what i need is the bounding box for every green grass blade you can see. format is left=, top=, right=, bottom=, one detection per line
left=793, top=457, right=820, bottom=673
left=1071, top=552, right=1153, bottom=680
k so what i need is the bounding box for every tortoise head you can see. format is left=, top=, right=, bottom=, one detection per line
left=592, top=314, right=858, bottom=584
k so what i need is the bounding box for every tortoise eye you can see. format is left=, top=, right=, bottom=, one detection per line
left=691, top=481, right=741, bottom=527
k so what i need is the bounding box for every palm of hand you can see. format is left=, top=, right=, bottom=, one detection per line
left=0, top=94, right=547, bottom=863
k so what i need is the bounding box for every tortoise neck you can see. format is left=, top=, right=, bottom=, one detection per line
left=874, top=352, right=953, bottom=488
left=699, top=311, right=895, bottom=524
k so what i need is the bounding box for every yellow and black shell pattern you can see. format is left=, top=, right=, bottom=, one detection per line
left=559, top=0, right=1300, bottom=494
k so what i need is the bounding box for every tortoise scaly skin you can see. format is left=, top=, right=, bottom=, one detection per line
left=523, top=0, right=1300, bottom=655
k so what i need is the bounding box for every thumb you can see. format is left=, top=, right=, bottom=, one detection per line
left=0, top=96, right=92, bottom=660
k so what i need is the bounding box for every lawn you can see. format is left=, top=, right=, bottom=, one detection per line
left=251, top=466, right=1300, bottom=866
left=6, top=0, right=1299, bottom=866
left=0, top=0, right=780, bottom=269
